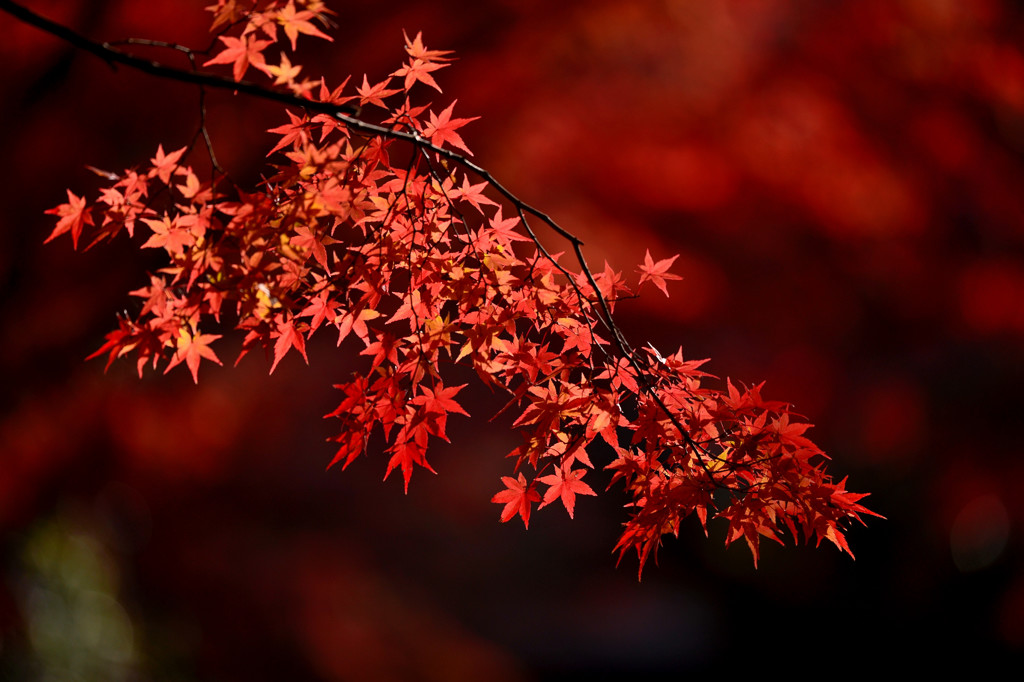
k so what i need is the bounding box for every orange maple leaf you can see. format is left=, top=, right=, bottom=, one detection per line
left=164, top=328, right=223, bottom=383
left=276, top=0, right=332, bottom=51
left=402, top=30, right=454, bottom=63
left=148, top=144, right=187, bottom=184
left=203, top=34, right=273, bottom=81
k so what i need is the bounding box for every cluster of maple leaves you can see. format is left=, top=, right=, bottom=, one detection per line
left=43, top=0, right=877, bottom=573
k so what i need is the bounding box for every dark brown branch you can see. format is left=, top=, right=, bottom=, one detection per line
left=0, top=0, right=359, bottom=116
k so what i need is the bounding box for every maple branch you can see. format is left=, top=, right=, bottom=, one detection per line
left=2, top=1, right=605, bottom=324
left=0, top=0, right=359, bottom=117
left=4, top=0, right=726, bottom=485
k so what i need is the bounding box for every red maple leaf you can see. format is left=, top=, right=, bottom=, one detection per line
left=452, top=174, right=498, bottom=211
left=411, top=382, right=469, bottom=440
left=415, top=382, right=469, bottom=417
left=141, top=215, right=192, bottom=256
left=392, top=58, right=445, bottom=92
left=270, top=318, right=309, bottom=374
left=538, top=464, right=596, bottom=519
left=384, top=430, right=434, bottom=494
left=298, top=289, right=341, bottom=332
left=485, top=207, right=529, bottom=247
left=149, top=144, right=186, bottom=184
left=637, top=249, right=682, bottom=297
left=356, top=74, right=401, bottom=108
left=360, top=331, right=401, bottom=369
left=423, top=100, right=478, bottom=155
left=491, top=473, right=541, bottom=528
left=267, top=110, right=310, bottom=156
left=44, top=190, right=93, bottom=249
left=337, top=308, right=380, bottom=345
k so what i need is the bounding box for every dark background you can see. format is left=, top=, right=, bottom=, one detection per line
left=2, top=0, right=1023, bottom=678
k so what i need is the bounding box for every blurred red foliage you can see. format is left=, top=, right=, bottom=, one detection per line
left=2, top=0, right=1024, bottom=676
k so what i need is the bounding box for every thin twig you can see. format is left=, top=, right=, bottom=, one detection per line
left=0, top=0, right=359, bottom=117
